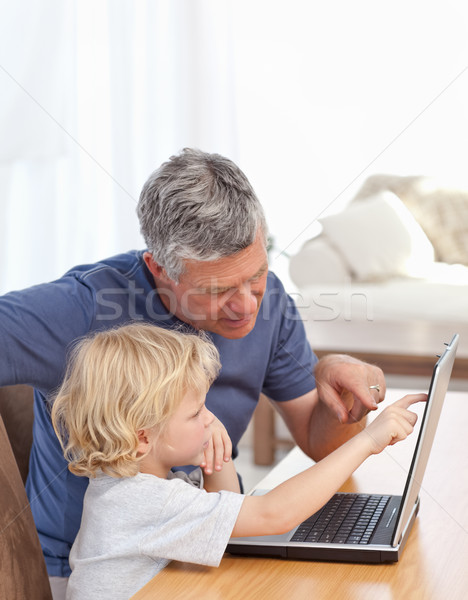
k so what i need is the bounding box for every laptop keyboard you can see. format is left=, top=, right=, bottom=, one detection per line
left=291, top=493, right=390, bottom=545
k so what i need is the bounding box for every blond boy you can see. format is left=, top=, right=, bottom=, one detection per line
left=52, top=323, right=424, bottom=600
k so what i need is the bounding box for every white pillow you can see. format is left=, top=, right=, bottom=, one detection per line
left=289, top=237, right=351, bottom=287
left=319, top=191, right=435, bottom=281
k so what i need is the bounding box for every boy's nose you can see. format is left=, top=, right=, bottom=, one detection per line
left=205, top=408, right=215, bottom=426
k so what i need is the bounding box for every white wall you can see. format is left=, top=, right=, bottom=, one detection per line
left=230, top=0, right=468, bottom=267
left=1, top=0, right=467, bottom=293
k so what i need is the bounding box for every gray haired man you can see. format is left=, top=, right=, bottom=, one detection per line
left=0, top=148, right=384, bottom=598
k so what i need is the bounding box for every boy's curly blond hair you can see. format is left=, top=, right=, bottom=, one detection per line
left=51, top=323, right=220, bottom=478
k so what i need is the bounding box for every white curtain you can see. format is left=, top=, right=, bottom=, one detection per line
left=1, top=0, right=467, bottom=293
left=0, top=0, right=238, bottom=293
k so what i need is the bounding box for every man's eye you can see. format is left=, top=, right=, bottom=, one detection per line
left=196, top=288, right=226, bottom=295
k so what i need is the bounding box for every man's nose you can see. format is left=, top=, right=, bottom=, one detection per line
left=225, top=285, right=257, bottom=316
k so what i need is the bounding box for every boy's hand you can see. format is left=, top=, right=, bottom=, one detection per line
left=200, top=416, right=232, bottom=475
left=363, top=393, right=427, bottom=455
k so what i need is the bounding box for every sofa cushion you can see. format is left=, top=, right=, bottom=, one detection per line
left=319, top=191, right=435, bottom=281
left=401, top=181, right=468, bottom=266
left=353, top=174, right=468, bottom=266
left=289, top=236, right=352, bottom=287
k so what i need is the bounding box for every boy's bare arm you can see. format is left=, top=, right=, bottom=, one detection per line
left=203, top=457, right=240, bottom=493
left=231, top=393, right=426, bottom=538
left=201, top=415, right=241, bottom=493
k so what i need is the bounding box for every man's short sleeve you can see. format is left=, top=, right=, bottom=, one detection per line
left=0, top=277, right=95, bottom=390
left=262, top=287, right=317, bottom=402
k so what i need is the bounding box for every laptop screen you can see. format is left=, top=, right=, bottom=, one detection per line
left=391, top=334, right=459, bottom=546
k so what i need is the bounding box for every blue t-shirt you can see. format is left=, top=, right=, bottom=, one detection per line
left=0, top=250, right=316, bottom=576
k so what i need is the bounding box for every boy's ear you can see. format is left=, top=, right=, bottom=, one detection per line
left=136, top=429, right=151, bottom=456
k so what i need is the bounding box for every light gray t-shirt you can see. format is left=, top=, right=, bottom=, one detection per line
left=66, top=470, right=245, bottom=600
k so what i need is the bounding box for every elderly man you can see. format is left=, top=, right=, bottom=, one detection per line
left=0, top=148, right=384, bottom=598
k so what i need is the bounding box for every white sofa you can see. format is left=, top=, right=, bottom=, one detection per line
left=288, top=174, right=468, bottom=379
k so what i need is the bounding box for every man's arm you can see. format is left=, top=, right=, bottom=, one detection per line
left=273, top=389, right=362, bottom=461
left=0, top=280, right=95, bottom=390
left=272, top=353, right=386, bottom=461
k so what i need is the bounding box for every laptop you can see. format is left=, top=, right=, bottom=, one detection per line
left=227, top=334, right=459, bottom=564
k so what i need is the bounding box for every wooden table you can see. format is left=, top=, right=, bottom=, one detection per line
left=132, top=389, right=468, bottom=600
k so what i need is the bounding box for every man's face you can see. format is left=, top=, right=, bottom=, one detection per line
left=145, top=232, right=269, bottom=339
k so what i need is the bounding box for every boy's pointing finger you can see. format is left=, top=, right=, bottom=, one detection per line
left=394, top=393, right=428, bottom=409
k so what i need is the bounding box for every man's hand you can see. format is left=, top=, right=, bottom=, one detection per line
left=200, top=415, right=232, bottom=475
left=315, top=354, right=386, bottom=424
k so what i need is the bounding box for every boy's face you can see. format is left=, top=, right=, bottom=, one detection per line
left=138, top=388, right=214, bottom=477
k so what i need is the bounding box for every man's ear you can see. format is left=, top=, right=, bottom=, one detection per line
left=143, top=252, right=169, bottom=282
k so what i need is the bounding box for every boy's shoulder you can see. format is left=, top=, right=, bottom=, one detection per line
left=87, top=468, right=204, bottom=496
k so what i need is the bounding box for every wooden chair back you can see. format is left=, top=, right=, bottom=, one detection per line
left=0, top=412, right=52, bottom=599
